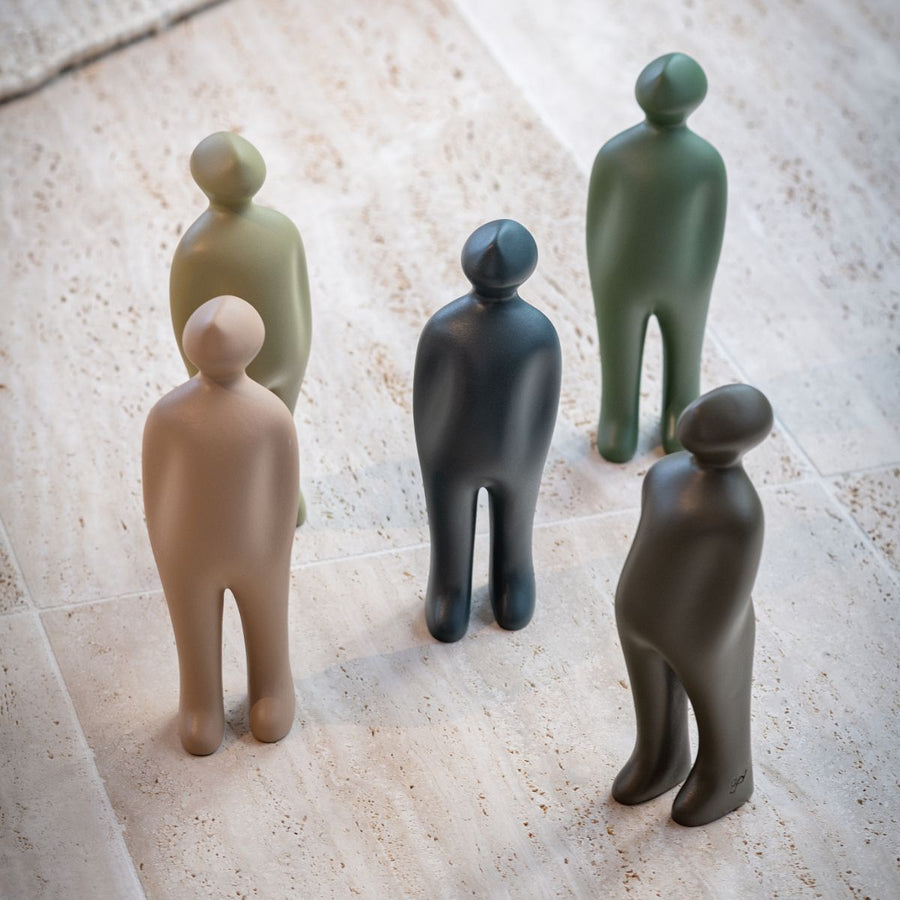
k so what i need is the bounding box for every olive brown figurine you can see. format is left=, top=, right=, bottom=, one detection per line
left=586, top=52, right=727, bottom=462
left=170, top=131, right=312, bottom=524
left=143, top=296, right=298, bottom=756
left=612, top=383, right=772, bottom=825
left=413, top=219, right=561, bottom=643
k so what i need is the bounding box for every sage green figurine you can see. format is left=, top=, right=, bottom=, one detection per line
left=586, top=52, right=727, bottom=462
left=170, top=132, right=312, bottom=524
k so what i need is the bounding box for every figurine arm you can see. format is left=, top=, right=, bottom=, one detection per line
left=293, top=233, right=313, bottom=364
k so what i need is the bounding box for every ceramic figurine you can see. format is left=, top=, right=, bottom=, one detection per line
left=143, top=296, right=298, bottom=756
left=413, top=219, right=561, bottom=643
left=586, top=52, right=727, bottom=462
left=612, top=383, right=772, bottom=825
left=170, top=131, right=312, bottom=524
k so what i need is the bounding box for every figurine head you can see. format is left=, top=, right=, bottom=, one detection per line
left=677, top=383, right=773, bottom=467
left=461, top=219, right=538, bottom=300
left=182, top=295, right=265, bottom=383
left=190, top=132, right=266, bottom=208
left=635, top=53, right=708, bottom=126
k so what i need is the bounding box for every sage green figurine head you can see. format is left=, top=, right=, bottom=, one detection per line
left=190, top=131, right=266, bottom=208
left=635, top=52, right=708, bottom=126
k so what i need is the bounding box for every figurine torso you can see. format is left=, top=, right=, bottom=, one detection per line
left=413, top=294, right=561, bottom=480
left=615, top=452, right=763, bottom=646
left=170, top=204, right=312, bottom=408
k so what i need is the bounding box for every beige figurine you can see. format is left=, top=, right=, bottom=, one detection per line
left=143, top=296, right=298, bottom=756
left=170, top=131, right=312, bottom=525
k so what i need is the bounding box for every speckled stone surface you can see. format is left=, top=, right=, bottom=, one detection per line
left=1, top=0, right=898, bottom=896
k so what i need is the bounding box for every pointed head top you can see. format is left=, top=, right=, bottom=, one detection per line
left=635, top=53, right=708, bottom=126
left=190, top=132, right=266, bottom=207
left=677, top=383, right=773, bottom=467
left=182, top=295, right=265, bottom=382
left=461, top=219, right=538, bottom=300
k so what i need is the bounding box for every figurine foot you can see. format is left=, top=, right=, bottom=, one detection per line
left=612, top=747, right=692, bottom=806
left=661, top=405, right=686, bottom=454
left=296, top=490, right=307, bottom=528
left=426, top=590, right=471, bottom=643
left=491, top=570, right=535, bottom=631
left=179, top=702, right=225, bottom=756
left=249, top=690, right=295, bottom=744
left=671, top=761, right=753, bottom=826
left=597, top=416, right=638, bottom=463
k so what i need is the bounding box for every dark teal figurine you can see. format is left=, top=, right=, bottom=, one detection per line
left=586, top=52, right=727, bottom=462
left=413, top=220, right=561, bottom=643
left=613, top=383, right=772, bottom=826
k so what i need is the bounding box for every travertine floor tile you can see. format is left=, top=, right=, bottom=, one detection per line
left=43, top=480, right=897, bottom=898
left=0, top=0, right=813, bottom=609
left=0, top=611, right=142, bottom=899
left=830, top=466, right=900, bottom=571
left=454, top=0, right=900, bottom=475
left=0, top=518, right=29, bottom=614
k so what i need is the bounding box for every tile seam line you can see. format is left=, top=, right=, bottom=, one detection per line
left=0, top=0, right=232, bottom=107
left=32, top=609, right=148, bottom=898
left=0, top=511, right=38, bottom=612
left=16, top=481, right=824, bottom=618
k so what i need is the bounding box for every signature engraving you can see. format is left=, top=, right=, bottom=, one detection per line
left=729, top=769, right=747, bottom=794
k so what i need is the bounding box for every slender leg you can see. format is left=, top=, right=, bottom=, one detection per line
left=487, top=483, right=540, bottom=631
left=671, top=613, right=755, bottom=826
left=423, top=477, right=478, bottom=643
left=596, top=301, right=650, bottom=462
left=163, top=579, right=226, bottom=755
left=612, top=635, right=692, bottom=805
left=231, top=568, right=295, bottom=744
left=657, top=301, right=708, bottom=453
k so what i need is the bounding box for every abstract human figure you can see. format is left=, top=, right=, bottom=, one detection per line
left=413, top=220, right=561, bottom=643
left=170, top=131, right=312, bottom=524
left=143, top=296, right=298, bottom=755
left=612, top=383, right=772, bottom=825
left=586, top=52, right=727, bottom=462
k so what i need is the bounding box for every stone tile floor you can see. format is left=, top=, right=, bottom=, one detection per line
left=1, top=0, right=897, bottom=897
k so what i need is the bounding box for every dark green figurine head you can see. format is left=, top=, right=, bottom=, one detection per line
left=677, top=384, right=773, bottom=467
left=190, top=131, right=266, bottom=208
left=461, top=219, right=538, bottom=300
left=635, top=52, right=708, bottom=126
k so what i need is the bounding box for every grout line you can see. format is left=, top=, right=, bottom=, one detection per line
left=32, top=609, right=148, bottom=899
left=0, top=0, right=232, bottom=107
left=0, top=511, right=37, bottom=614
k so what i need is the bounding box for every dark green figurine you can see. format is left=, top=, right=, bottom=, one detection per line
left=586, top=52, right=727, bottom=462
left=613, top=383, right=772, bottom=826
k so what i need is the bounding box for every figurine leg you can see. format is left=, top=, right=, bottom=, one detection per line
left=671, top=617, right=755, bottom=826
left=232, top=569, right=296, bottom=744
left=296, top=489, right=307, bottom=528
left=657, top=303, right=707, bottom=454
left=423, top=477, right=478, bottom=643
left=487, top=483, right=539, bottom=631
left=612, top=635, right=692, bottom=805
left=596, top=303, right=649, bottom=462
left=164, top=580, right=226, bottom=755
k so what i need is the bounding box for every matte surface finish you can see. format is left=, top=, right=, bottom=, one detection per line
left=586, top=52, right=727, bottom=462
left=170, top=131, right=312, bottom=524
left=1, top=0, right=897, bottom=896
left=143, top=296, right=298, bottom=754
left=414, top=220, right=561, bottom=641
left=614, top=384, right=773, bottom=825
